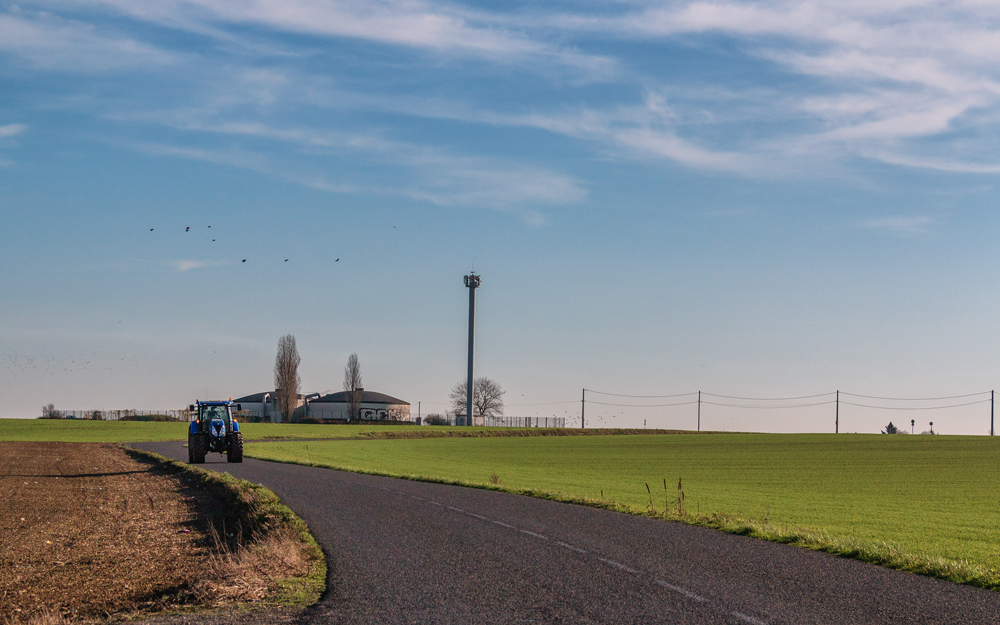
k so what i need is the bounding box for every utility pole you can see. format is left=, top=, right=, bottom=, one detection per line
left=697, top=390, right=701, bottom=432
left=581, top=389, right=585, bottom=429
left=464, top=272, right=481, bottom=427
left=992, top=391, right=995, bottom=436
left=835, top=390, right=839, bottom=434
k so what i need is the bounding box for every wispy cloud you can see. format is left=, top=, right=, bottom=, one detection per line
left=862, top=215, right=935, bottom=237
left=169, top=259, right=226, bottom=272
left=131, top=257, right=228, bottom=271
left=557, top=1, right=1000, bottom=172
left=124, top=120, right=587, bottom=210
left=0, top=12, right=174, bottom=71
left=13, top=0, right=1000, bottom=186
left=44, top=0, right=616, bottom=77
left=0, top=124, right=28, bottom=138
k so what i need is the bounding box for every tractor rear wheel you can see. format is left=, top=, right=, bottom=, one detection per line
left=189, top=433, right=207, bottom=464
left=227, top=432, right=243, bottom=463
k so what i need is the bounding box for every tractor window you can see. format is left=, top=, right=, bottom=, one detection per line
left=201, top=406, right=230, bottom=421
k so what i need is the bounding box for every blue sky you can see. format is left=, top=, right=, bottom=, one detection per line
left=3, top=0, right=1000, bottom=433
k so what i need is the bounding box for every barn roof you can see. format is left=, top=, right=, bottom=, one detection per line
left=313, top=390, right=409, bottom=405
left=233, top=391, right=305, bottom=403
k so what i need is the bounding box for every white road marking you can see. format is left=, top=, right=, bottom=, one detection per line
left=520, top=529, right=548, bottom=540
left=378, top=486, right=769, bottom=624
left=655, top=580, right=707, bottom=603
left=598, top=557, right=639, bottom=575
left=555, top=541, right=587, bottom=554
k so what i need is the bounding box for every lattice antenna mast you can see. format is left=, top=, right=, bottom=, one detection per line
left=464, top=272, right=481, bottom=426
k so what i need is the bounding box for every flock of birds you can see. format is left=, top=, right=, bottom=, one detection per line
left=148, top=225, right=341, bottom=264
left=2, top=347, right=141, bottom=381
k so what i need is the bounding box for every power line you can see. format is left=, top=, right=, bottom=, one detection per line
left=586, top=400, right=700, bottom=408
left=506, top=401, right=579, bottom=406
left=702, top=400, right=838, bottom=409
left=585, top=389, right=698, bottom=398
left=840, top=399, right=991, bottom=411
left=839, top=391, right=990, bottom=401
left=702, top=391, right=835, bottom=401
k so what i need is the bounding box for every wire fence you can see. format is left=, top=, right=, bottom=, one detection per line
left=39, top=409, right=189, bottom=421
left=581, top=388, right=998, bottom=434
left=483, top=416, right=566, bottom=428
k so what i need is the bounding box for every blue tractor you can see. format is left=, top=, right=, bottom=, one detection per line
left=188, top=400, right=243, bottom=464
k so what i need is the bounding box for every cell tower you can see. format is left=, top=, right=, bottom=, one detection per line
left=464, top=272, right=481, bottom=426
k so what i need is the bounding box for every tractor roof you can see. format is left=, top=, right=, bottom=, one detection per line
left=197, top=400, right=233, bottom=406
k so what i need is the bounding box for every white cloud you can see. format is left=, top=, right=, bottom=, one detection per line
left=37, top=0, right=615, bottom=76
left=15, top=0, right=1000, bottom=180
left=168, top=259, right=226, bottom=271
left=127, top=141, right=270, bottom=172
left=862, top=215, right=935, bottom=236
left=129, top=257, right=229, bottom=271
left=0, top=12, right=174, bottom=71
left=544, top=1, right=1000, bottom=173
left=124, top=120, right=587, bottom=209
left=0, top=124, right=28, bottom=138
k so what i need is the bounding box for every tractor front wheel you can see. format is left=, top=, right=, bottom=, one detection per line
left=227, top=432, right=243, bottom=463
left=188, top=433, right=207, bottom=464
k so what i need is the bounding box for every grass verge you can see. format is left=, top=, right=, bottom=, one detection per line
left=125, top=447, right=327, bottom=610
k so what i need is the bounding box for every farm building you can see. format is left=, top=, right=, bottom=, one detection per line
left=232, top=391, right=320, bottom=423
left=309, top=390, right=411, bottom=422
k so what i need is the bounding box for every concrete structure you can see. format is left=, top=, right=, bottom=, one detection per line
left=309, top=390, right=410, bottom=422
left=233, top=391, right=319, bottom=423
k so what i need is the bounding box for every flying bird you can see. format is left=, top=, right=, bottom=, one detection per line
left=284, top=259, right=288, bottom=262
left=185, top=227, right=190, bottom=232
left=242, top=259, right=246, bottom=263
left=212, top=239, right=215, bottom=241
left=335, top=258, right=339, bottom=262
left=149, top=228, right=154, bottom=231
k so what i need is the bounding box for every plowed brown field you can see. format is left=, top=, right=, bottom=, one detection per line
left=0, top=442, right=225, bottom=622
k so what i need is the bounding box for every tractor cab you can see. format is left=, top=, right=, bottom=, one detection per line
left=187, top=400, right=244, bottom=463
left=190, top=400, right=240, bottom=434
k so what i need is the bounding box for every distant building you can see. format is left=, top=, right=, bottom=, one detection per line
left=309, top=389, right=411, bottom=422
left=233, top=391, right=319, bottom=423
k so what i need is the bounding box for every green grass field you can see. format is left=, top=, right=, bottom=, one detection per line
left=5, top=420, right=999, bottom=587
left=0, top=419, right=429, bottom=442
left=246, top=433, right=1000, bottom=587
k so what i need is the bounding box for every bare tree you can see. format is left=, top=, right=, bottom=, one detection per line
left=40, top=403, right=60, bottom=419
left=449, top=377, right=505, bottom=421
left=343, top=353, right=363, bottom=422
left=274, top=335, right=301, bottom=423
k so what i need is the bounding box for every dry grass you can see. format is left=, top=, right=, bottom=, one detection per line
left=12, top=610, right=75, bottom=625
left=0, top=443, right=325, bottom=624
left=193, top=527, right=312, bottom=605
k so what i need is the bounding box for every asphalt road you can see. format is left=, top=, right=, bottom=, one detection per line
left=135, top=441, right=1000, bottom=624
